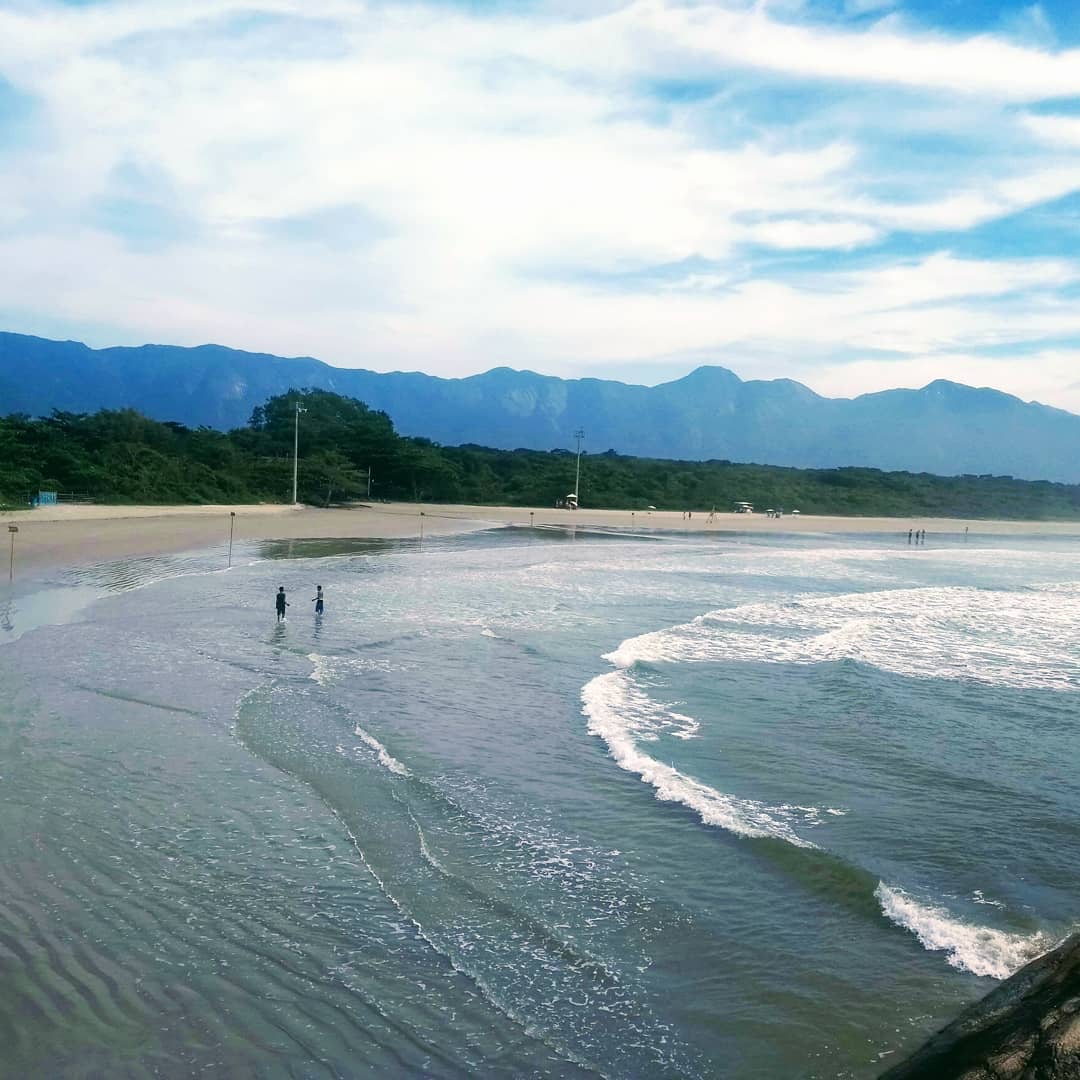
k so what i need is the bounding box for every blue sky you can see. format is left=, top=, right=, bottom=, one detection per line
left=2, top=0, right=1080, bottom=413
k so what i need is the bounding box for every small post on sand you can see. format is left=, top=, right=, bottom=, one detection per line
left=7, top=524, right=18, bottom=583
left=228, top=511, right=236, bottom=568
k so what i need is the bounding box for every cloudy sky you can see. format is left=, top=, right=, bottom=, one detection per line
left=3, top=0, right=1080, bottom=412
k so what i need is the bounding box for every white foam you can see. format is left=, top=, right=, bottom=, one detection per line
left=308, top=652, right=333, bottom=686
left=875, top=883, right=1051, bottom=979
left=582, top=672, right=814, bottom=848
left=777, top=804, right=850, bottom=825
left=354, top=724, right=409, bottom=777
left=409, top=809, right=447, bottom=873
left=605, top=584, right=1080, bottom=692
left=308, top=653, right=416, bottom=684
left=668, top=711, right=701, bottom=740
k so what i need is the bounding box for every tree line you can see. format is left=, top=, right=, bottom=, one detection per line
left=2, top=387, right=1079, bottom=519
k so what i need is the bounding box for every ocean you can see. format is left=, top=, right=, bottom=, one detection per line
left=1, top=525, right=1077, bottom=1078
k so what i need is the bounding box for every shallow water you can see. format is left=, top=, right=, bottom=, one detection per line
left=1, top=527, right=1078, bottom=1077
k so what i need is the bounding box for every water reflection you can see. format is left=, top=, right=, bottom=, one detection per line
left=256, top=537, right=407, bottom=561
left=0, top=585, right=102, bottom=644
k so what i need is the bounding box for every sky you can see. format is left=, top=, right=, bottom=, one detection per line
left=3, top=0, right=1080, bottom=413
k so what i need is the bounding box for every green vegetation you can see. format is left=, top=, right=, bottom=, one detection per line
left=2, top=387, right=1079, bottom=520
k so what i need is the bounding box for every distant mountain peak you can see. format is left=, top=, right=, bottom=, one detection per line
left=1, top=330, right=1078, bottom=482
left=674, top=364, right=742, bottom=384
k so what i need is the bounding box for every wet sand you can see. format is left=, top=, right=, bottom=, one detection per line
left=2, top=501, right=1077, bottom=578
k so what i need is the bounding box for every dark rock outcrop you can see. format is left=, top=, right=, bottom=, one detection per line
left=880, top=933, right=1080, bottom=1080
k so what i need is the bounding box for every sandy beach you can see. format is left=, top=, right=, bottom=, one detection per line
left=2, top=501, right=1078, bottom=579
left=2, top=500, right=1079, bottom=1078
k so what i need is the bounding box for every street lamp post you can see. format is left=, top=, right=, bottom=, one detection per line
left=573, top=429, right=584, bottom=506
left=291, top=401, right=307, bottom=505
left=7, top=524, right=17, bottom=583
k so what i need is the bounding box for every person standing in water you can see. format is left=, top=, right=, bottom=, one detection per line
left=312, top=585, right=324, bottom=615
left=276, top=586, right=289, bottom=621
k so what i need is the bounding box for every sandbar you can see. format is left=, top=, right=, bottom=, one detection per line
left=2, top=501, right=1077, bottom=579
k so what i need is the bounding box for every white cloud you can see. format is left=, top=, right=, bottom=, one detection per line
left=1021, top=112, right=1080, bottom=147
left=743, top=218, right=880, bottom=250
left=1, top=0, right=1080, bottom=414
left=619, top=3, right=1080, bottom=102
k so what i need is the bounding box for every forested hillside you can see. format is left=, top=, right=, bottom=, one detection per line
left=4, top=331, right=1080, bottom=483
left=3, top=388, right=1079, bottom=520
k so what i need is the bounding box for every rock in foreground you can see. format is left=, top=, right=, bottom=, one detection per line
left=880, top=933, right=1080, bottom=1079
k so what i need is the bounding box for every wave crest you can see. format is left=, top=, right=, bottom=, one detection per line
left=604, top=585, right=1080, bottom=692
left=875, top=883, right=1052, bottom=979
left=354, top=724, right=410, bottom=776
left=582, top=672, right=815, bottom=848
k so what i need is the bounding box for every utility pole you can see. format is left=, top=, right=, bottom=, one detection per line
left=574, top=429, right=584, bottom=505
left=291, top=400, right=307, bottom=505
left=7, top=524, right=17, bottom=583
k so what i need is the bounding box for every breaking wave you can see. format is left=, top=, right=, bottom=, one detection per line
left=604, top=584, right=1080, bottom=693
left=583, top=581, right=1077, bottom=979
left=582, top=670, right=816, bottom=848
left=354, top=724, right=410, bottom=777
left=875, top=883, right=1051, bottom=979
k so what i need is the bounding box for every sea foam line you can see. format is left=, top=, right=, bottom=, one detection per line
left=308, top=652, right=333, bottom=686
left=354, top=725, right=409, bottom=777
left=603, top=584, right=1080, bottom=693
left=582, top=671, right=814, bottom=848
left=875, top=883, right=1052, bottom=980
left=582, top=645, right=1056, bottom=981
left=326, top=809, right=601, bottom=1076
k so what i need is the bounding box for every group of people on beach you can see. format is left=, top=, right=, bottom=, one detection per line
left=908, top=525, right=970, bottom=544
left=276, top=584, right=323, bottom=621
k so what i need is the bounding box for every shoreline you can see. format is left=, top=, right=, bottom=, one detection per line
left=2, top=501, right=1079, bottom=580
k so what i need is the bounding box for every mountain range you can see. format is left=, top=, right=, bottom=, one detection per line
left=2, top=331, right=1079, bottom=483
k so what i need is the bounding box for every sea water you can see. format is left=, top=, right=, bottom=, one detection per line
left=0, top=527, right=1077, bottom=1078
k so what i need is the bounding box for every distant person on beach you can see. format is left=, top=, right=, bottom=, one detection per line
left=276, top=586, right=289, bottom=621
left=312, top=585, right=324, bottom=615
left=907, top=529, right=913, bottom=544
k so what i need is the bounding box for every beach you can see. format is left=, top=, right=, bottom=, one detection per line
left=3, top=500, right=1078, bottom=576
left=1, top=504, right=1078, bottom=1077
